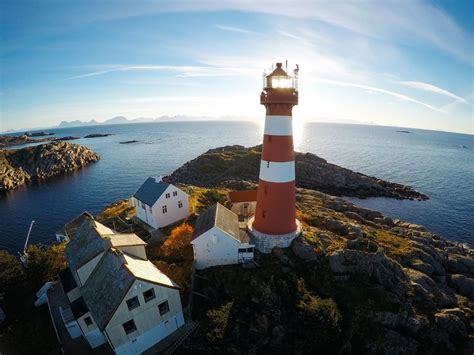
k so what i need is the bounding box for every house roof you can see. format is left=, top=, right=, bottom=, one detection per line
left=123, top=254, right=179, bottom=289
left=103, top=233, right=147, bottom=248
left=64, top=218, right=109, bottom=271
left=81, top=249, right=179, bottom=330
left=133, top=177, right=170, bottom=206
left=56, top=212, right=93, bottom=240
left=58, top=267, right=77, bottom=293
left=228, top=190, right=258, bottom=203
left=64, top=215, right=146, bottom=271
left=192, top=203, right=246, bottom=243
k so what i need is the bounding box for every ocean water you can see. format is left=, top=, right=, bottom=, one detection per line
left=0, top=121, right=472, bottom=253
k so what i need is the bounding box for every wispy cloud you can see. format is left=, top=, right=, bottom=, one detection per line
left=215, top=24, right=256, bottom=35
left=398, top=81, right=467, bottom=103
left=313, top=77, right=443, bottom=112
left=64, top=64, right=255, bottom=80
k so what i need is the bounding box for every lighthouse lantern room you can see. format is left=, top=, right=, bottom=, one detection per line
left=248, top=62, right=301, bottom=253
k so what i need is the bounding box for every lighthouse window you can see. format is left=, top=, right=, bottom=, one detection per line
left=162, top=205, right=168, bottom=214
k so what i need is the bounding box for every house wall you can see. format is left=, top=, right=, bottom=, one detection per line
left=117, top=245, right=146, bottom=260
left=76, top=311, right=107, bottom=348
left=66, top=287, right=81, bottom=303
left=76, top=252, right=104, bottom=286
left=133, top=197, right=156, bottom=228
left=230, top=201, right=257, bottom=217
left=151, top=186, right=190, bottom=229
left=105, top=280, right=184, bottom=353
left=192, top=227, right=254, bottom=270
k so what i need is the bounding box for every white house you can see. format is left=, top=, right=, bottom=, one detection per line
left=51, top=215, right=185, bottom=354
left=228, top=190, right=257, bottom=219
left=131, top=177, right=189, bottom=229
left=191, top=203, right=255, bottom=270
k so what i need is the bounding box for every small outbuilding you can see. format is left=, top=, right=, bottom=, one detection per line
left=131, top=177, right=189, bottom=229
left=228, top=190, right=257, bottom=219
left=191, top=203, right=254, bottom=270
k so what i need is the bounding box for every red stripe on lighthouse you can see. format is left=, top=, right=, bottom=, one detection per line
left=253, top=180, right=296, bottom=235
left=262, top=135, right=294, bottom=162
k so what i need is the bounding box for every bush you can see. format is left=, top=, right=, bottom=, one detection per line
left=206, top=301, right=233, bottom=342
left=161, top=223, right=194, bottom=261
left=0, top=250, right=24, bottom=293
left=294, top=278, right=342, bottom=351
left=197, top=190, right=228, bottom=212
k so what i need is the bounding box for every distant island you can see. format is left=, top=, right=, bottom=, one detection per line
left=56, top=115, right=214, bottom=129
left=0, top=142, right=99, bottom=191
left=396, top=130, right=412, bottom=134
left=165, top=145, right=429, bottom=200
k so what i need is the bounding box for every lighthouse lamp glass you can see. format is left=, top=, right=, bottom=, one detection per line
left=271, top=76, right=293, bottom=89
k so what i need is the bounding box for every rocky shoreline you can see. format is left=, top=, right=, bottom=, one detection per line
left=176, top=190, right=472, bottom=353
left=165, top=145, right=429, bottom=200
left=0, top=141, right=100, bottom=192
left=0, top=134, right=55, bottom=148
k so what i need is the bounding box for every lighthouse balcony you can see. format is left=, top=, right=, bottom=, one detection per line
left=260, top=90, right=298, bottom=105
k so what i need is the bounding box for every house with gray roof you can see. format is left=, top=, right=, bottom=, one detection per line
left=131, top=177, right=190, bottom=229
left=49, top=214, right=185, bottom=354
left=191, top=203, right=254, bottom=270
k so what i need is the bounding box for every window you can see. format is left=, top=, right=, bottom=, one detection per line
left=173, top=191, right=177, bottom=197
left=149, top=206, right=152, bottom=213
left=84, top=316, right=93, bottom=326
left=141, top=202, right=146, bottom=210
left=126, top=296, right=140, bottom=311
left=267, top=161, right=270, bottom=168
left=143, top=288, right=155, bottom=303
left=238, top=247, right=254, bottom=253
left=178, top=201, right=183, bottom=208
left=122, top=319, right=137, bottom=335
left=162, top=205, right=167, bottom=214
left=165, top=193, right=170, bottom=199
left=158, top=301, right=170, bottom=316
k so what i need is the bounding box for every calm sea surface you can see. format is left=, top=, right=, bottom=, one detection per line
left=1, top=121, right=473, bottom=252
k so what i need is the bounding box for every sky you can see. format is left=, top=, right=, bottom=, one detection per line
left=1, top=0, right=473, bottom=134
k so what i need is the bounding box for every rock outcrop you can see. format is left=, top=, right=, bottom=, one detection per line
left=0, top=134, right=55, bottom=148
left=0, top=142, right=100, bottom=191
left=166, top=145, right=428, bottom=200
left=185, top=187, right=472, bottom=354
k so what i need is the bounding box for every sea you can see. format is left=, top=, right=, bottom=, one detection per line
left=1, top=121, right=473, bottom=253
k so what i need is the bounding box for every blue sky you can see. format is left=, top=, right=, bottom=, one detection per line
left=1, top=0, right=473, bottom=133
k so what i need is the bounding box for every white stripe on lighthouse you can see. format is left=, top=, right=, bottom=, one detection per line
left=259, top=160, right=295, bottom=183
left=264, top=115, right=293, bottom=136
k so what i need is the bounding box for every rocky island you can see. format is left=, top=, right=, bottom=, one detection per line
left=182, top=185, right=473, bottom=354
left=162, top=147, right=472, bottom=354
left=0, top=141, right=100, bottom=192
left=165, top=145, right=429, bottom=200
left=0, top=134, right=55, bottom=148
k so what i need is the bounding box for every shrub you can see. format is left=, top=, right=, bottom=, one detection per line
left=0, top=250, right=24, bottom=292
left=161, top=223, right=194, bottom=261
left=197, top=190, right=228, bottom=212
left=206, top=301, right=233, bottom=342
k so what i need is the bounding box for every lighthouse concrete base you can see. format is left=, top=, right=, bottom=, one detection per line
left=247, top=217, right=301, bottom=254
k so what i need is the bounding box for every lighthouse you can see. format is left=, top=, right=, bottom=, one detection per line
left=248, top=62, right=301, bottom=253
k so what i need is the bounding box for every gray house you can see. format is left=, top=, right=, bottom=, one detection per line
left=49, top=214, right=185, bottom=354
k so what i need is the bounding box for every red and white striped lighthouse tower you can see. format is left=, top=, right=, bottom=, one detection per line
left=248, top=62, right=301, bottom=253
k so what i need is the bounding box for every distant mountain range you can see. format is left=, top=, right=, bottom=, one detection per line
left=56, top=115, right=225, bottom=128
